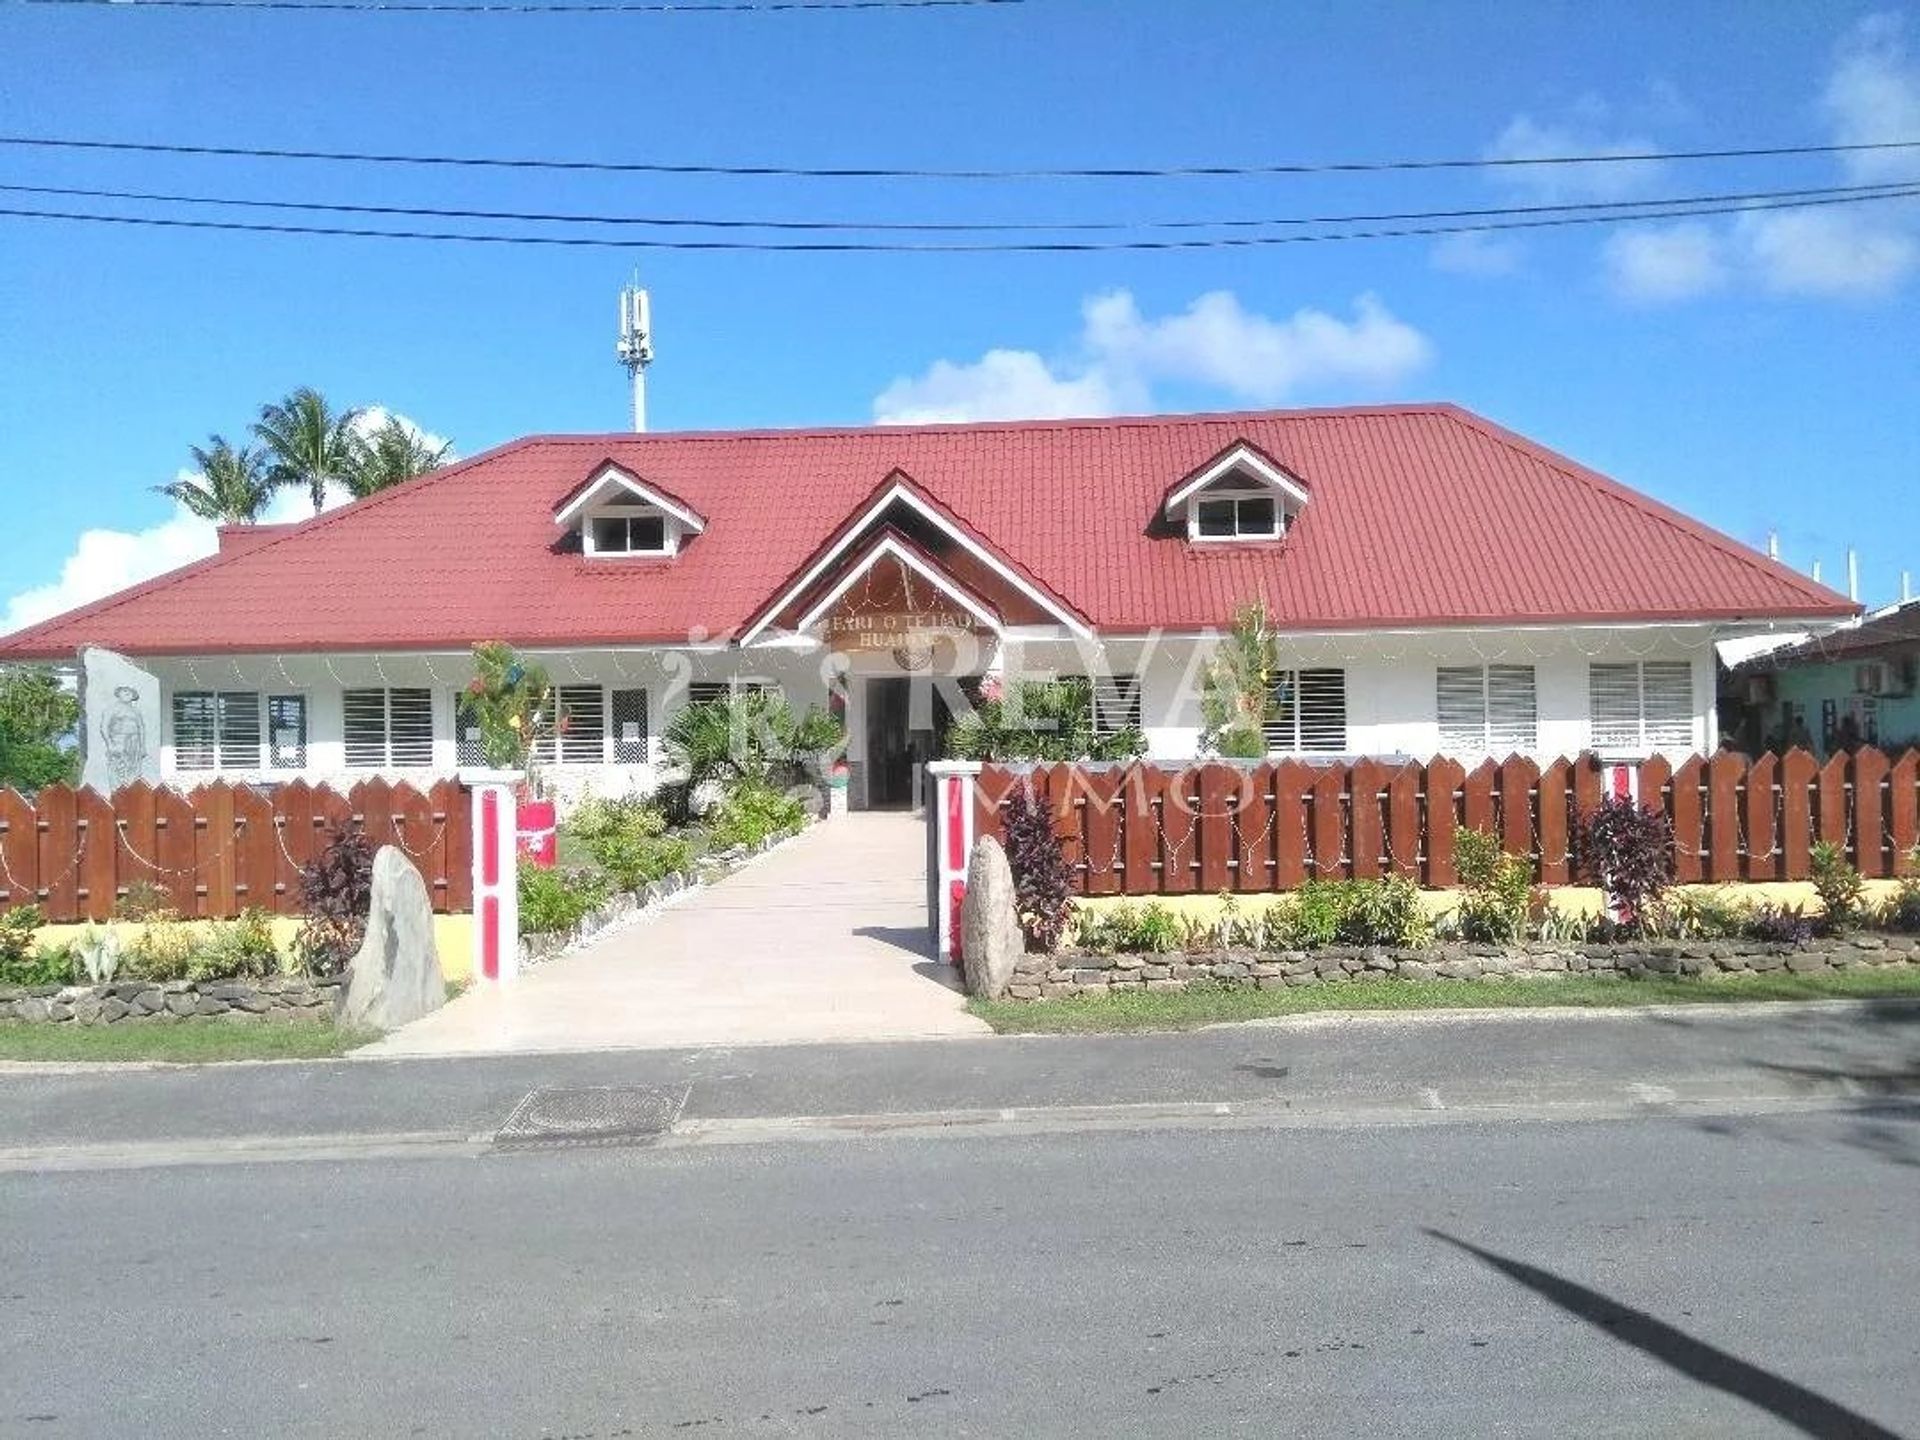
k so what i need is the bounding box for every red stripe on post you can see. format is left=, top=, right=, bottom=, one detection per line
left=948, top=878, right=966, bottom=964
left=946, top=777, right=964, bottom=871
left=481, top=894, right=499, bottom=981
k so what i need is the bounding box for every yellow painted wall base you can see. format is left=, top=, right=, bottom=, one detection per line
left=30, top=914, right=475, bottom=985
left=1075, top=880, right=1909, bottom=927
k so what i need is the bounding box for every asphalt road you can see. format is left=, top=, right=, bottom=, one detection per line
left=5, top=1108, right=1919, bottom=1437
left=3, top=1004, right=1919, bottom=1437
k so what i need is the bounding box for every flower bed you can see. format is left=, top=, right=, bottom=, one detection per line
left=518, top=821, right=809, bottom=967
left=1002, top=931, right=1920, bottom=1000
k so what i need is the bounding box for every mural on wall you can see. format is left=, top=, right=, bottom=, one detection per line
left=78, top=647, right=161, bottom=793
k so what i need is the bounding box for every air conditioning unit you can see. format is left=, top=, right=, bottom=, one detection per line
left=1743, top=673, right=1776, bottom=703
left=1857, top=662, right=1892, bottom=695
left=1889, top=657, right=1920, bottom=698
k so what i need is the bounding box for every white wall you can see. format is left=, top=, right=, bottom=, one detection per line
left=143, top=648, right=834, bottom=805
left=1019, top=625, right=1719, bottom=763
left=138, top=625, right=1722, bottom=802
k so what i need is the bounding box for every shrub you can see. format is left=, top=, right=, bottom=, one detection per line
left=1649, top=887, right=1751, bottom=941
left=1809, top=840, right=1865, bottom=932
left=1453, top=826, right=1534, bottom=943
left=0, top=906, right=72, bottom=986
left=0, top=904, right=43, bottom=972
left=518, top=864, right=610, bottom=935
left=1070, top=900, right=1187, bottom=955
left=1881, top=871, right=1920, bottom=934
left=1746, top=902, right=1816, bottom=945
left=1198, top=602, right=1279, bottom=759
left=707, top=783, right=805, bottom=851
left=664, top=691, right=844, bottom=796
left=123, top=913, right=198, bottom=982
left=944, top=678, right=1144, bottom=763
left=563, top=797, right=693, bottom=889
left=1283, top=877, right=1426, bottom=948
left=293, top=825, right=375, bottom=978
left=200, top=909, right=282, bottom=981
left=1003, top=784, right=1074, bottom=952
left=1577, top=797, right=1674, bottom=929
left=114, top=880, right=174, bottom=922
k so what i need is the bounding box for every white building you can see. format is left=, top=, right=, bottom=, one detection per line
left=1, top=404, right=1853, bottom=806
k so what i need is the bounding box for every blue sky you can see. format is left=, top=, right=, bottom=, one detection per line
left=1, top=0, right=1916, bottom=632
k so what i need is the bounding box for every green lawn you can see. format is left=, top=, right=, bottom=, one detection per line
left=0, top=1020, right=374, bottom=1064
left=969, top=968, right=1920, bottom=1035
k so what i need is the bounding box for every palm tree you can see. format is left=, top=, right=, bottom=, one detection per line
left=152, top=436, right=276, bottom=525
left=346, top=415, right=451, bottom=498
left=253, top=387, right=363, bottom=514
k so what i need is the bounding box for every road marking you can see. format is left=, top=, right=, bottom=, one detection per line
left=1630, top=1083, right=1677, bottom=1105
left=1418, top=1087, right=1445, bottom=1111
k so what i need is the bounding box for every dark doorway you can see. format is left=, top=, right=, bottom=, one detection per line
left=865, top=677, right=914, bottom=809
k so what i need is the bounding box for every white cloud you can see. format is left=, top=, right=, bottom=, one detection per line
left=1825, top=12, right=1920, bottom=182
left=1430, top=231, right=1525, bottom=277
left=872, top=349, right=1126, bottom=426
left=872, top=290, right=1434, bottom=424
left=1485, top=114, right=1663, bottom=201
left=1736, top=206, right=1918, bottom=297
left=3, top=406, right=442, bottom=636
left=1603, top=222, right=1729, bottom=302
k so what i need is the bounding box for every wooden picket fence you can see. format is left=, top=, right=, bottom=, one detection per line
left=974, top=748, right=1920, bottom=897
left=0, top=779, right=471, bottom=923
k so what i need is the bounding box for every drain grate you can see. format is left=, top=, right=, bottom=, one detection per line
left=494, top=1085, right=690, bottom=1150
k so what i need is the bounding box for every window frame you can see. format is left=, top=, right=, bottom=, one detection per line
left=171, top=690, right=293, bottom=773
left=582, top=504, right=674, bottom=558
left=1189, top=486, right=1285, bottom=543
left=1436, top=664, right=1538, bottom=756
left=343, top=686, right=436, bottom=770
left=265, top=692, right=309, bottom=770
left=1263, top=667, right=1348, bottom=755
left=1588, top=660, right=1696, bottom=755
left=1090, top=674, right=1143, bottom=740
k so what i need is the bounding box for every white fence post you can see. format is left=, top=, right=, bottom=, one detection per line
left=461, top=769, right=522, bottom=983
left=924, top=760, right=983, bottom=963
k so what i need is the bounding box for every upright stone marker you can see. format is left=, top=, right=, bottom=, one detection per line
left=960, top=836, right=1024, bottom=1000
left=77, top=647, right=162, bottom=794
left=338, top=847, right=446, bottom=1031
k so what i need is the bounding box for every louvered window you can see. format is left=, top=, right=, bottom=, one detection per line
left=611, top=688, right=649, bottom=763
left=1266, top=668, right=1347, bottom=753
left=172, top=691, right=263, bottom=771
left=344, top=687, right=434, bottom=768
left=1590, top=661, right=1695, bottom=753
left=266, top=694, right=307, bottom=769
left=1436, top=665, right=1537, bottom=754
left=557, top=685, right=607, bottom=764
left=1091, top=675, right=1142, bottom=739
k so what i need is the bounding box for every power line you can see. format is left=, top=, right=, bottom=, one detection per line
left=0, top=131, right=1915, bottom=181
left=10, top=0, right=1018, bottom=11
left=1, top=176, right=1912, bottom=233
left=2, top=182, right=1915, bottom=251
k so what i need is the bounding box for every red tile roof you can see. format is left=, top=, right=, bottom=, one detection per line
left=0, top=403, right=1854, bottom=659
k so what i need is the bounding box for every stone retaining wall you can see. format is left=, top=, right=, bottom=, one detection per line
left=0, top=975, right=343, bottom=1025
left=1005, top=932, right=1920, bottom=1000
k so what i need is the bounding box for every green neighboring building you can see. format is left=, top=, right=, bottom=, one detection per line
left=1726, top=599, right=1920, bottom=757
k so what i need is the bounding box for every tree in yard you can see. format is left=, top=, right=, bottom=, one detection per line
left=152, top=436, right=277, bottom=525
left=1199, top=601, right=1279, bottom=758
left=254, top=387, right=364, bottom=514
left=347, top=414, right=451, bottom=498
left=0, top=666, right=80, bottom=793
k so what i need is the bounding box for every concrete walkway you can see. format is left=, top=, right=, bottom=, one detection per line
left=364, top=812, right=990, bottom=1057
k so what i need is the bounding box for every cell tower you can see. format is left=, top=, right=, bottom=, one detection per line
left=616, top=279, right=654, bottom=432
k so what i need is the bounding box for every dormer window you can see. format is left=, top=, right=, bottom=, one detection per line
left=587, top=506, right=669, bottom=556
left=1161, top=439, right=1309, bottom=545
left=554, top=460, right=706, bottom=561
left=1195, top=491, right=1280, bottom=541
